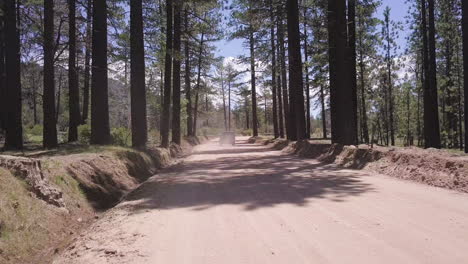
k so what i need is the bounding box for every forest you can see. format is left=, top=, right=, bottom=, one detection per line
left=0, top=0, right=467, bottom=153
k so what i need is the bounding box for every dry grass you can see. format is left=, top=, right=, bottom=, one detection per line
left=0, top=168, right=52, bottom=263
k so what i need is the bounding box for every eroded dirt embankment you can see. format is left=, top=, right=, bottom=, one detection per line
left=252, top=137, right=468, bottom=193
left=0, top=137, right=204, bottom=263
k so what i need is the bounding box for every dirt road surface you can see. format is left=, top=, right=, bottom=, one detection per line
left=54, top=138, right=468, bottom=264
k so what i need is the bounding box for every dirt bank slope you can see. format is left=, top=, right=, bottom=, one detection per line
left=0, top=137, right=203, bottom=263
left=255, top=138, right=468, bottom=193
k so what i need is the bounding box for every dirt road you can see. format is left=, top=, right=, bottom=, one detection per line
left=54, top=138, right=468, bottom=264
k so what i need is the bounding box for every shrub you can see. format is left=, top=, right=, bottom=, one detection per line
left=111, top=127, right=131, bottom=147
left=148, top=129, right=161, bottom=145
left=24, top=125, right=43, bottom=143
left=28, top=125, right=43, bottom=136
left=78, top=124, right=91, bottom=144
left=240, top=129, right=253, bottom=136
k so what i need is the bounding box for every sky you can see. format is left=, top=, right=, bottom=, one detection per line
left=214, top=0, right=411, bottom=58
left=213, top=0, right=412, bottom=115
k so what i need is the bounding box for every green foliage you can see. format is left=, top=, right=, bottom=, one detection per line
left=23, top=125, right=43, bottom=144
left=240, top=129, right=253, bottom=136
left=111, top=127, right=132, bottom=147
left=78, top=124, right=91, bottom=144
left=27, top=124, right=43, bottom=136
left=148, top=129, right=161, bottom=145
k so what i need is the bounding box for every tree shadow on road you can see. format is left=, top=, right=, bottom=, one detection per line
left=123, top=140, right=374, bottom=214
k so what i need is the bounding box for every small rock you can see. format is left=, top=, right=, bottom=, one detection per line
left=105, top=249, right=117, bottom=255
left=77, top=218, right=82, bottom=223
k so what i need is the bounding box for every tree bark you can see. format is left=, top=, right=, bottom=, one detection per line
left=82, top=0, right=91, bottom=125
left=161, top=0, right=173, bottom=147
left=270, top=0, right=279, bottom=139
left=193, top=30, right=205, bottom=137
left=328, top=0, right=338, bottom=143
left=357, top=10, right=369, bottom=143
left=347, top=0, right=358, bottom=144
left=462, top=0, right=468, bottom=153
left=68, top=0, right=81, bottom=142
left=184, top=9, right=193, bottom=137
left=320, top=84, right=327, bottom=139
left=91, top=0, right=111, bottom=144
left=424, top=0, right=441, bottom=148
left=278, top=12, right=291, bottom=140
left=172, top=1, right=182, bottom=144
left=328, top=0, right=357, bottom=145
left=383, top=9, right=395, bottom=146
left=275, top=24, right=285, bottom=139
left=43, top=0, right=58, bottom=148
left=130, top=0, right=148, bottom=148
left=303, top=5, right=311, bottom=139
left=286, top=0, right=306, bottom=140
left=249, top=27, right=259, bottom=137
left=0, top=8, right=5, bottom=133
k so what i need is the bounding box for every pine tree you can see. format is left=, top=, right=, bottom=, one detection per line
left=82, top=0, right=91, bottom=124
left=161, top=0, right=173, bottom=147
left=184, top=8, right=193, bottom=137
left=462, top=0, right=468, bottom=153
left=130, top=0, right=148, bottom=148
left=3, top=0, right=23, bottom=150
left=328, top=0, right=357, bottom=145
left=172, top=0, right=182, bottom=145
left=43, top=0, right=58, bottom=148
left=277, top=7, right=291, bottom=139
left=270, top=0, right=279, bottom=139
left=91, top=0, right=111, bottom=144
left=68, top=0, right=81, bottom=142
left=287, top=0, right=306, bottom=140
left=423, top=0, right=441, bottom=148
left=0, top=6, right=5, bottom=133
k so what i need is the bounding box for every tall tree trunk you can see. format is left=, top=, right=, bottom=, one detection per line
left=3, top=0, right=23, bottom=150
left=249, top=27, right=258, bottom=137
left=82, top=0, right=91, bottom=124
left=68, top=0, right=80, bottom=142
left=328, top=0, right=338, bottom=143
left=228, top=80, right=232, bottom=131
left=130, top=0, right=148, bottom=148
left=0, top=9, right=5, bottom=132
left=91, top=0, right=111, bottom=144
left=357, top=12, right=369, bottom=143
left=424, top=0, right=441, bottom=148
left=462, top=0, right=468, bottom=153
left=172, top=1, right=181, bottom=144
left=275, top=28, right=285, bottom=138
left=455, top=39, right=464, bottom=150
left=286, top=0, right=306, bottom=140
left=184, top=9, right=193, bottom=137
left=328, top=0, right=357, bottom=145
left=303, top=6, right=311, bottom=139
left=320, top=84, right=327, bottom=138
left=278, top=12, right=291, bottom=139
left=56, top=70, right=64, bottom=123
left=43, top=0, right=58, bottom=148
left=193, top=90, right=199, bottom=136
left=221, top=73, right=227, bottom=131
left=270, top=0, right=279, bottom=139
left=347, top=0, right=358, bottom=144
left=161, top=0, right=173, bottom=147
left=193, top=30, right=205, bottom=137
left=384, top=10, right=395, bottom=146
